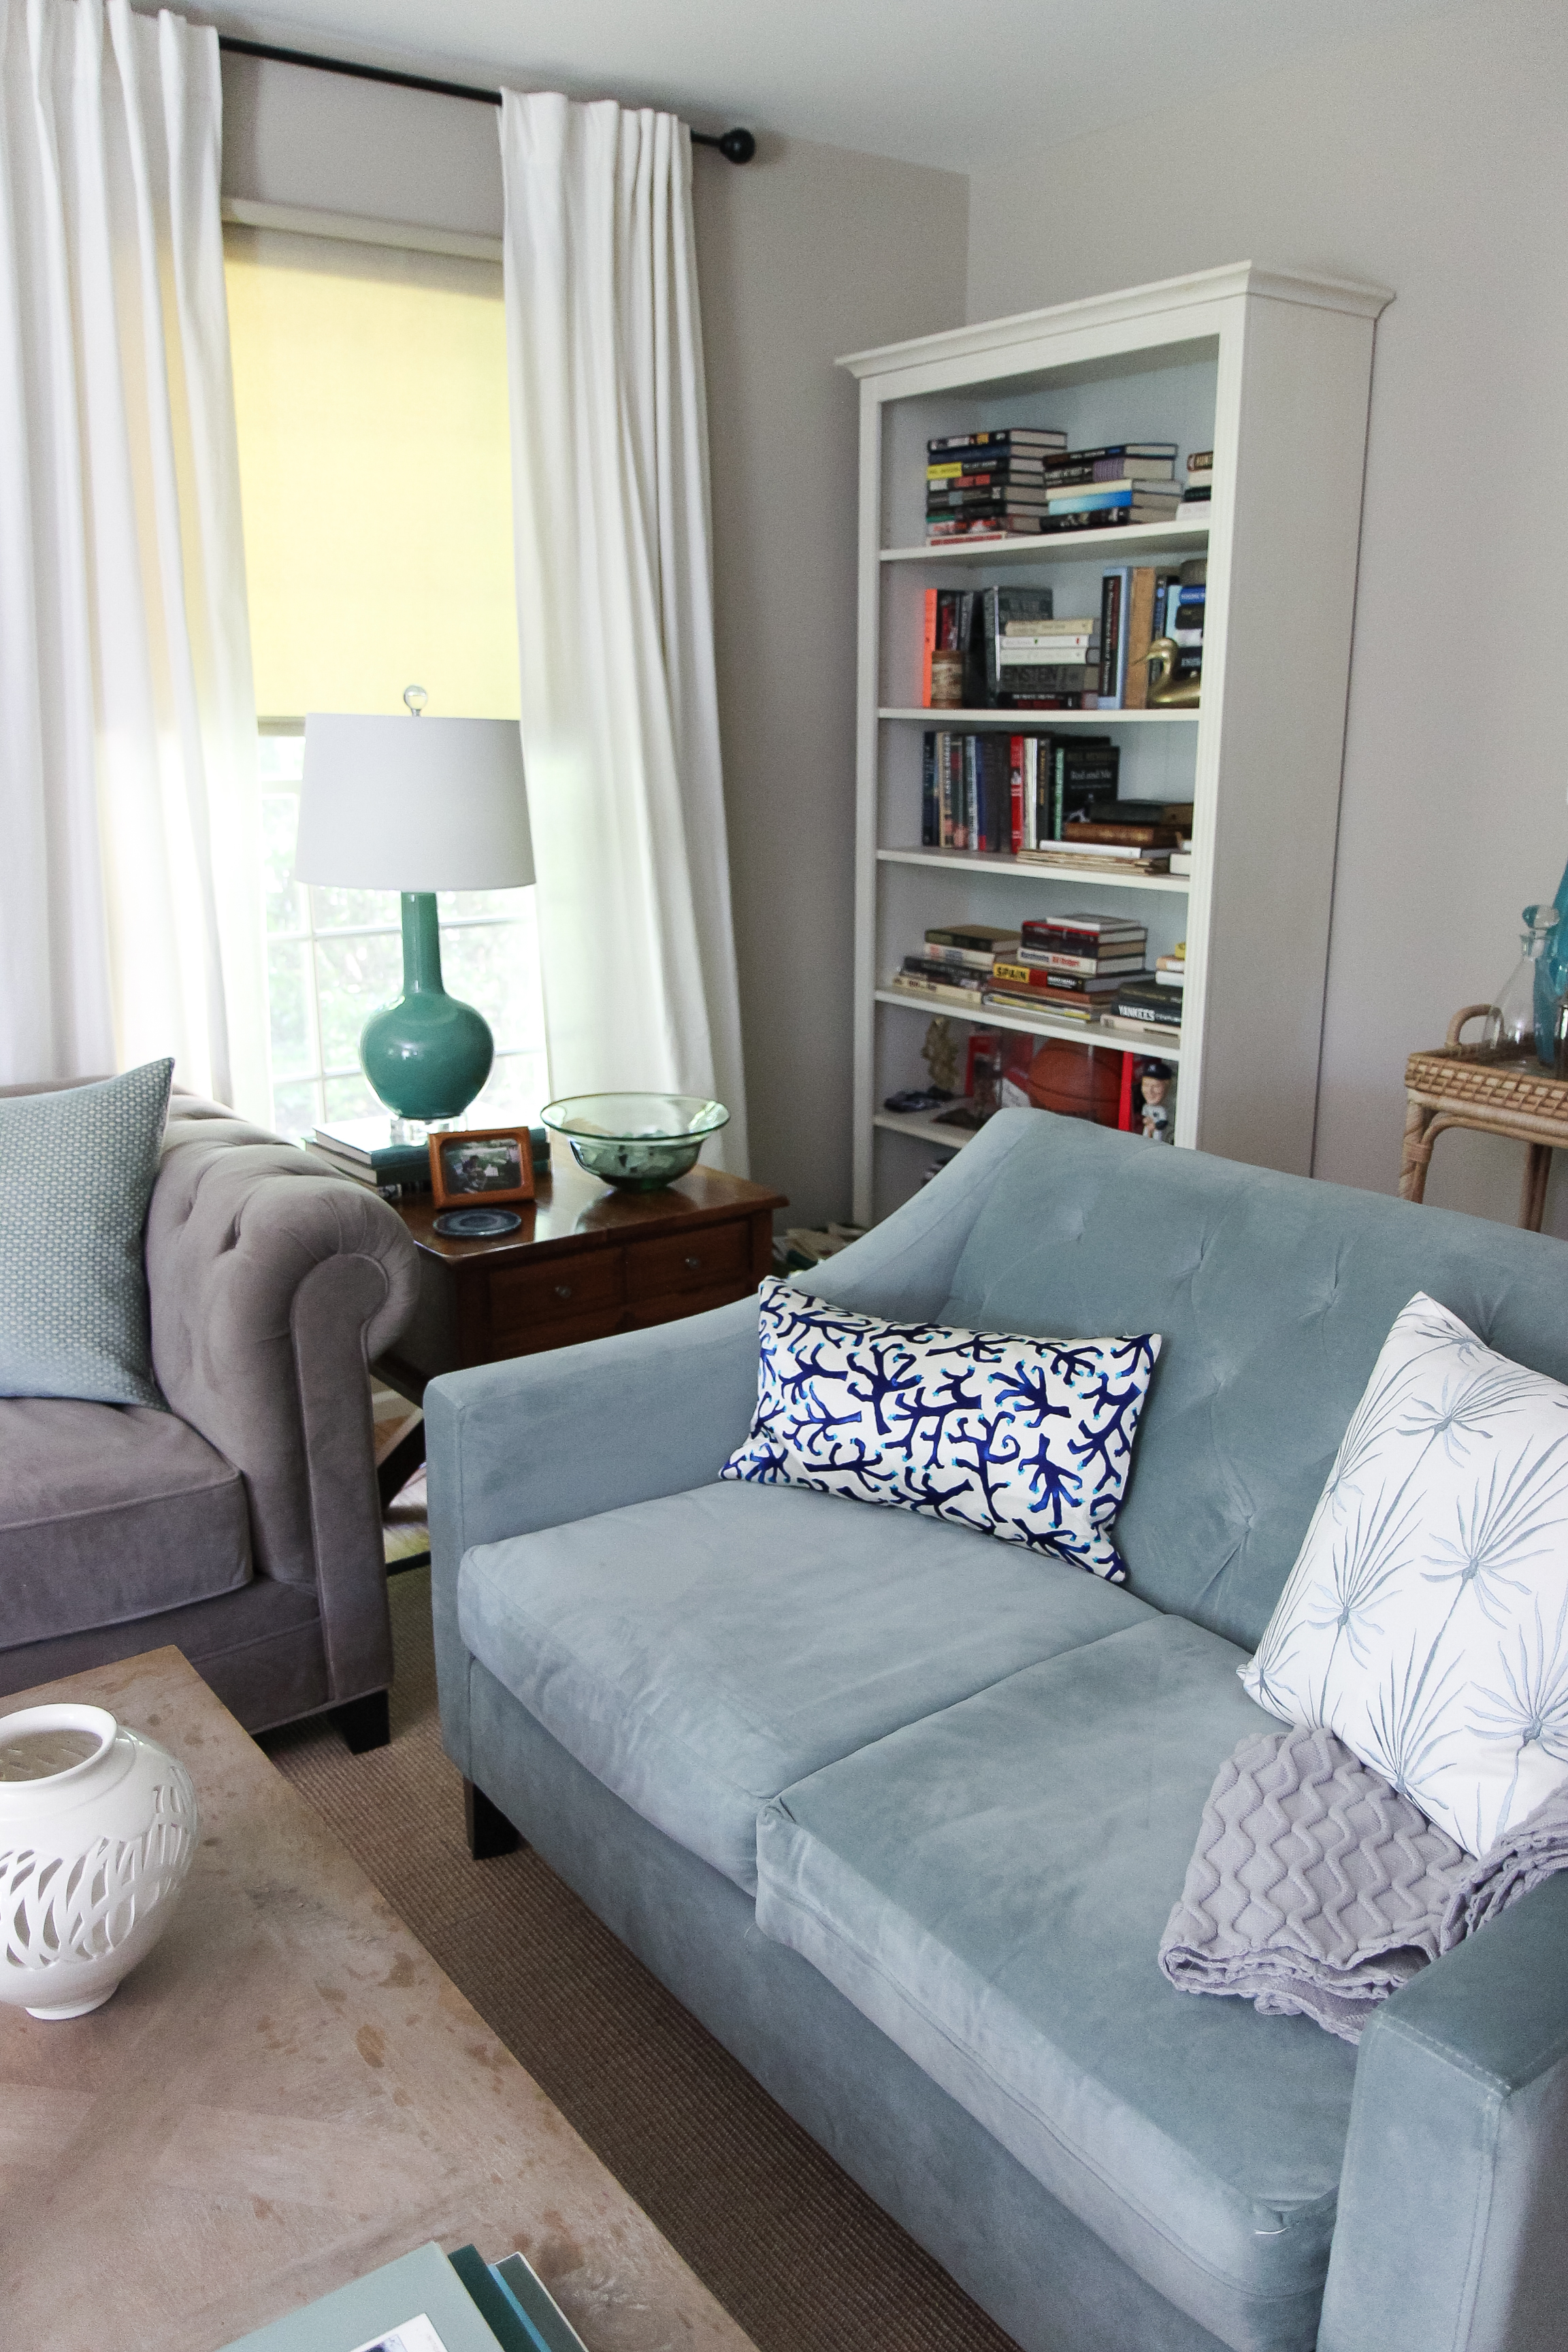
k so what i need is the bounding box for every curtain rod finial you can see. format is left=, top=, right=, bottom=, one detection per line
left=692, top=127, right=755, bottom=163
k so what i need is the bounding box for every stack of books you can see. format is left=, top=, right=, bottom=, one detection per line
left=925, top=427, right=1068, bottom=541
left=1183, top=451, right=1213, bottom=504
left=1102, top=973, right=1184, bottom=1045
left=1019, top=788, right=1189, bottom=875
left=983, top=912, right=1149, bottom=1026
left=888, top=924, right=1019, bottom=1007
left=1033, top=443, right=1183, bottom=536
left=308, top=1119, right=434, bottom=1195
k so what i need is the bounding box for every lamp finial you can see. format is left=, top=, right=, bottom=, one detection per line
left=403, top=684, right=428, bottom=717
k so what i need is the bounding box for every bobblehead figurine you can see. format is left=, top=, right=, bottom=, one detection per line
left=1139, top=1060, right=1174, bottom=1143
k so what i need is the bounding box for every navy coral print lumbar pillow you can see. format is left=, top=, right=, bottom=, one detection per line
left=721, top=1276, right=1160, bottom=1582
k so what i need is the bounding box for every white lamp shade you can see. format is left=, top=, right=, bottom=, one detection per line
left=294, top=715, right=534, bottom=891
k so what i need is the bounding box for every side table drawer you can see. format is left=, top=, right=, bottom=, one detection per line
left=623, top=1220, right=750, bottom=1302
left=490, top=1251, right=625, bottom=1343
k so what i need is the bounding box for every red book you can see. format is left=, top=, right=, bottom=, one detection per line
left=922, top=587, right=938, bottom=706
left=1009, top=735, right=1026, bottom=855
left=1117, top=1051, right=1136, bottom=1131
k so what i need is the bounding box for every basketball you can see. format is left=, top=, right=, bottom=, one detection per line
left=1017, top=1040, right=1122, bottom=1127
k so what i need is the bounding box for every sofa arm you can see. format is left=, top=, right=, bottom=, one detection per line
left=1318, top=1872, right=1568, bottom=2352
left=144, top=1104, right=419, bottom=1700
left=425, top=1293, right=762, bottom=1776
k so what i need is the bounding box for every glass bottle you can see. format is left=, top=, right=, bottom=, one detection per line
left=1486, top=906, right=1559, bottom=1062
left=1538, top=856, right=1568, bottom=1060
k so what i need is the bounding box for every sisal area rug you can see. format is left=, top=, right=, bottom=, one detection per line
left=263, top=1568, right=1017, bottom=2352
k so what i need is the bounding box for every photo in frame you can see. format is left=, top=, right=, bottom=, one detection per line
left=427, top=1126, right=536, bottom=1209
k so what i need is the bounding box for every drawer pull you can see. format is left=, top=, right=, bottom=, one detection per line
left=555, top=1284, right=572, bottom=1299
left=685, top=1253, right=701, bottom=1269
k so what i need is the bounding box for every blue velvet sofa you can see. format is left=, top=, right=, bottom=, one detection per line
left=427, top=1110, right=1568, bottom=2352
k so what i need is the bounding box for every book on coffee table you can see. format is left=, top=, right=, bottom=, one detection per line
left=222, top=2239, right=585, bottom=2352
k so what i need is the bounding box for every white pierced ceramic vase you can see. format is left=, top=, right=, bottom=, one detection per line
left=0, top=1702, right=199, bottom=2020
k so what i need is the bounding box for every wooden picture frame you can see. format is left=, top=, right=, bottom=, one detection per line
left=427, top=1125, right=536, bottom=1209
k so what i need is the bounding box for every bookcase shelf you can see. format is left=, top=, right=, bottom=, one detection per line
left=877, top=987, right=1185, bottom=1062
left=873, top=1109, right=972, bottom=1153
left=877, top=847, right=1189, bottom=896
left=879, top=707, right=1198, bottom=728
left=881, top=520, right=1210, bottom=565
left=842, top=260, right=1391, bottom=1227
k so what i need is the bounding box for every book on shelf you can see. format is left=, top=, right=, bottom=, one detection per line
left=1155, top=967, right=1186, bottom=987
left=1044, top=485, right=1181, bottom=517
left=1022, top=909, right=1147, bottom=943
left=992, top=961, right=1142, bottom=999
left=1062, top=819, right=1181, bottom=848
left=1036, top=455, right=1177, bottom=487
left=1017, top=946, right=1147, bottom=977
left=1040, top=441, right=1177, bottom=470
left=922, top=941, right=1014, bottom=972
left=1111, top=977, right=1187, bottom=1024
left=1100, top=1013, right=1182, bottom=1045
left=888, top=967, right=987, bottom=1009
left=1098, top=569, right=1129, bottom=707
left=1018, top=843, right=1173, bottom=873
left=983, top=987, right=1100, bottom=1025
left=1168, top=848, right=1194, bottom=876
left=926, top=517, right=1047, bottom=541
left=927, top=426, right=1067, bottom=455
left=926, top=921, right=1021, bottom=953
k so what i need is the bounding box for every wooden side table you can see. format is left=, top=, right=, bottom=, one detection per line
left=374, top=1143, right=786, bottom=1409
left=1401, top=1004, right=1568, bottom=1232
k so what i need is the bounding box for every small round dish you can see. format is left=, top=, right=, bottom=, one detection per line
left=433, top=1207, right=524, bottom=1238
left=540, top=1092, right=730, bottom=1192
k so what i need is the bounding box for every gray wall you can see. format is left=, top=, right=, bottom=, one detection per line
left=964, top=0, right=1568, bottom=1232
left=220, top=55, right=968, bottom=1228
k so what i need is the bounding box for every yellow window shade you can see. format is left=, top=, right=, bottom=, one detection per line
left=224, top=227, right=518, bottom=721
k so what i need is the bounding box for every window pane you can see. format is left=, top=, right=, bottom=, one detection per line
left=267, top=938, right=317, bottom=1079
left=310, top=883, right=401, bottom=935
left=323, top=1070, right=387, bottom=1126
left=314, top=932, right=404, bottom=1070
left=261, top=793, right=308, bottom=935
left=272, top=1077, right=323, bottom=1141
left=463, top=1050, right=551, bottom=1130
left=442, top=918, right=542, bottom=1056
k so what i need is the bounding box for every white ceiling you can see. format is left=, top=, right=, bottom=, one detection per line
left=208, top=0, right=1465, bottom=174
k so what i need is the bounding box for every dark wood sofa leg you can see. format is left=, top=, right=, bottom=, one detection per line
left=465, top=1778, right=521, bottom=1859
left=333, top=1689, right=391, bottom=1754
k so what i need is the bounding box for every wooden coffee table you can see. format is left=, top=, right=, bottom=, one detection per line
left=0, top=1648, right=755, bottom=2352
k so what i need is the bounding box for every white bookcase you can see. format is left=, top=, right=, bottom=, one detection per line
left=838, top=262, right=1392, bottom=1228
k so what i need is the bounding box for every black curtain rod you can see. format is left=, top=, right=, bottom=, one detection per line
left=216, top=36, right=757, bottom=161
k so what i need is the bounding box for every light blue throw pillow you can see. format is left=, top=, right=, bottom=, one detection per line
left=721, top=1276, right=1160, bottom=1581
left=0, top=1059, right=174, bottom=1407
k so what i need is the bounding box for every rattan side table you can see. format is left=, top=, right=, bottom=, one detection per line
left=1401, top=1003, right=1568, bottom=1230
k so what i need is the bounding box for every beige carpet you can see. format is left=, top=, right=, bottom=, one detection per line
left=262, top=1568, right=1017, bottom=2352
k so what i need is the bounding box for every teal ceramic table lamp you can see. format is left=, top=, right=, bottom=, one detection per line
left=293, top=692, right=534, bottom=1124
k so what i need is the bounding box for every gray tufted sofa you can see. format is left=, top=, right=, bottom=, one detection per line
left=1, top=1086, right=418, bottom=1744
left=429, top=1108, right=1568, bottom=2352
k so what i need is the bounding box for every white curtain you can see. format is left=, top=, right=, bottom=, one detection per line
left=499, top=91, right=748, bottom=1171
left=0, top=0, right=267, bottom=1115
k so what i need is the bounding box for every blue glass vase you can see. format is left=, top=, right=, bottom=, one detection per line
left=1533, top=861, right=1568, bottom=1062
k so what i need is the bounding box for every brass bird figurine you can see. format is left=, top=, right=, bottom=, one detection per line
left=1146, top=637, right=1201, bottom=707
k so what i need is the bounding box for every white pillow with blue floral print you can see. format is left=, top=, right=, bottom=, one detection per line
left=1242, top=1292, right=1568, bottom=1857
left=720, top=1277, right=1160, bottom=1582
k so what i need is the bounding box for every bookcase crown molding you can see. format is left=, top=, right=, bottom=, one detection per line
left=836, top=261, right=1394, bottom=382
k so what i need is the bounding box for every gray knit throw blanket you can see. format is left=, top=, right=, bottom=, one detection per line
left=1158, top=1725, right=1568, bottom=2044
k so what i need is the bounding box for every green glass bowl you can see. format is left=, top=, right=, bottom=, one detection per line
left=540, top=1092, right=730, bottom=1191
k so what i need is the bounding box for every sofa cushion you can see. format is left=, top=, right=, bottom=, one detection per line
left=937, top=1111, right=1568, bottom=1654
left=0, top=1059, right=173, bottom=1407
left=755, top=1613, right=1356, bottom=2352
left=457, top=1478, right=1155, bottom=1892
left=0, top=1399, right=250, bottom=1649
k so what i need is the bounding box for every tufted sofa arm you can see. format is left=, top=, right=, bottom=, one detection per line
left=1318, top=1871, right=1568, bottom=2352
left=144, top=1096, right=418, bottom=1700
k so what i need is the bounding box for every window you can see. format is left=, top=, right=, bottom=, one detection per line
left=225, top=220, right=546, bottom=1137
